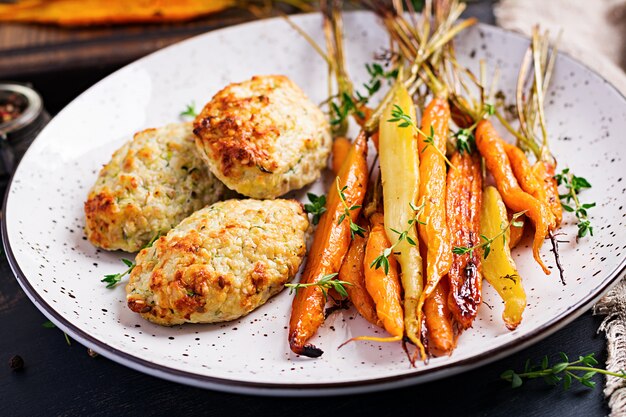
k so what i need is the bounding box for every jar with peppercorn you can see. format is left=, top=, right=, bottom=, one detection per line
left=0, top=83, right=49, bottom=180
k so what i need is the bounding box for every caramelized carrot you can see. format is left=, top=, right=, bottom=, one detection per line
left=533, top=159, right=563, bottom=227
left=475, top=120, right=554, bottom=274
left=331, top=136, right=351, bottom=175
left=288, top=132, right=368, bottom=357
left=338, top=224, right=381, bottom=327
left=424, top=280, right=455, bottom=356
left=503, top=143, right=556, bottom=230
left=450, top=99, right=474, bottom=129
left=446, top=151, right=482, bottom=330
left=363, top=213, right=404, bottom=338
left=416, top=97, right=453, bottom=355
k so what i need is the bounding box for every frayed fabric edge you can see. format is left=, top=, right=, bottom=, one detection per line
left=594, top=276, right=626, bottom=417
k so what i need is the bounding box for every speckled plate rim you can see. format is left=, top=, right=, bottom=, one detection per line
left=3, top=15, right=626, bottom=397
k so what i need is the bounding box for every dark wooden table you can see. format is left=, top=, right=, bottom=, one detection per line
left=0, top=3, right=611, bottom=416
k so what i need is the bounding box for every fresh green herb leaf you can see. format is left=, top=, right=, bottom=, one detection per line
left=406, top=0, right=425, bottom=11
left=336, top=177, right=366, bottom=239
left=555, top=168, right=594, bottom=240
left=285, top=273, right=352, bottom=302
left=501, top=352, right=625, bottom=390
left=453, top=128, right=475, bottom=155
left=325, top=59, right=397, bottom=132
left=370, top=201, right=425, bottom=275
left=102, top=233, right=160, bottom=289
left=453, top=211, right=525, bottom=259
left=388, top=105, right=454, bottom=168
left=304, top=193, right=327, bottom=225
left=180, top=102, right=198, bottom=118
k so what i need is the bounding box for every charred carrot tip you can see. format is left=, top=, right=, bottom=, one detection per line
left=337, top=335, right=402, bottom=350
left=299, top=344, right=324, bottom=358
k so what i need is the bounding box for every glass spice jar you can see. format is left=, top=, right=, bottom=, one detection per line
left=0, top=83, right=50, bottom=179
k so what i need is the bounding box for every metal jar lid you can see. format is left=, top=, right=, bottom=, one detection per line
left=0, top=83, right=49, bottom=178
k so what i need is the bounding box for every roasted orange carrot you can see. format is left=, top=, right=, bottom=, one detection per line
left=475, top=119, right=554, bottom=275
left=288, top=132, right=368, bottom=357
left=424, top=280, right=455, bottom=356
left=416, top=96, right=453, bottom=355
left=503, top=143, right=555, bottom=228
left=512, top=28, right=563, bottom=228
left=363, top=213, right=404, bottom=338
left=331, top=136, right=351, bottom=175
left=446, top=151, right=482, bottom=330
left=338, top=223, right=382, bottom=327
left=450, top=99, right=474, bottom=129
left=0, top=0, right=236, bottom=26
left=533, top=160, right=563, bottom=227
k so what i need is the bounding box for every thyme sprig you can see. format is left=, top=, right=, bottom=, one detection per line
left=304, top=192, right=327, bottom=225
left=388, top=104, right=454, bottom=168
left=370, top=201, right=426, bottom=275
left=554, top=168, right=594, bottom=239
left=450, top=103, right=494, bottom=155
left=501, top=352, right=626, bottom=390
left=101, top=258, right=135, bottom=289
left=329, top=93, right=365, bottom=129
left=453, top=211, right=525, bottom=259
left=336, top=177, right=366, bottom=239
left=102, top=234, right=160, bottom=289
left=329, top=62, right=398, bottom=130
left=453, top=128, right=475, bottom=155
left=358, top=63, right=398, bottom=101
left=180, top=101, right=198, bottom=118
left=285, top=273, right=352, bottom=302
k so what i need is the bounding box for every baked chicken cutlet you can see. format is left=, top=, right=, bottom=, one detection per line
left=84, top=122, right=224, bottom=252
left=193, top=75, right=331, bottom=199
left=126, top=198, right=309, bottom=325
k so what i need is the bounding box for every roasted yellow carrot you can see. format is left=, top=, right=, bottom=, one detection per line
left=288, top=132, right=368, bottom=357
left=480, top=186, right=527, bottom=330
left=378, top=85, right=423, bottom=348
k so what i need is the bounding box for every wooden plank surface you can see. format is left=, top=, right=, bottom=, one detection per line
left=0, top=1, right=496, bottom=79
left=0, top=8, right=256, bottom=78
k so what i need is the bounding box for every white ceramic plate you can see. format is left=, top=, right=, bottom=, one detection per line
left=3, top=12, right=626, bottom=396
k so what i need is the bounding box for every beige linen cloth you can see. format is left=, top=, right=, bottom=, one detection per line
left=495, top=0, right=626, bottom=414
